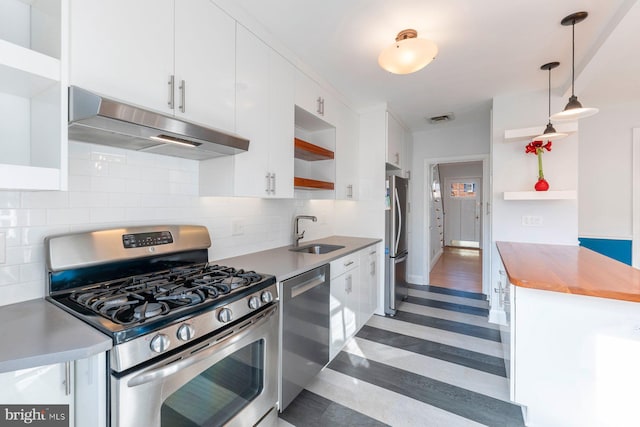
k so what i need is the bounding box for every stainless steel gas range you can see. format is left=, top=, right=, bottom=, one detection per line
left=45, top=225, right=279, bottom=427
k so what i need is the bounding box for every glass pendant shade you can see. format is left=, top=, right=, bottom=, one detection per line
left=550, top=11, right=598, bottom=121
left=378, top=29, right=438, bottom=74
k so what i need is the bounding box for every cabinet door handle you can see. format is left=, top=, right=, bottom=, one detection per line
left=344, top=260, right=354, bottom=267
left=395, top=152, right=400, bottom=165
left=179, top=80, right=186, bottom=113
left=168, top=75, right=175, bottom=109
left=317, top=96, right=322, bottom=115
left=265, top=173, right=271, bottom=194
left=369, top=250, right=376, bottom=255
left=271, top=173, right=276, bottom=194
left=64, top=361, right=71, bottom=396
left=320, top=97, right=325, bottom=116
left=347, top=184, right=353, bottom=199
left=346, top=275, right=352, bottom=293
left=370, top=261, right=375, bottom=276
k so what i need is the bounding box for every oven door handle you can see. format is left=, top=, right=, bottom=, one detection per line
left=127, top=306, right=277, bottom=388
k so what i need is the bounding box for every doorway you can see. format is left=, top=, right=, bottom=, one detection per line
left=443, top=175, right=481, bottom=248
left=424, top=156, right=490, bottom=296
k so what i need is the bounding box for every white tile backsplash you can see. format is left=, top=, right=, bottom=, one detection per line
left=0, top=192, right=20, bottom=209
left=0, top=141, right=337, bottom=306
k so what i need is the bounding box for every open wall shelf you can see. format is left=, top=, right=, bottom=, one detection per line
left=294, top=177, right=334, bottom=190
left=503, top=190, right=577, bottom=200
left=294, top=137, right=334, bottom=161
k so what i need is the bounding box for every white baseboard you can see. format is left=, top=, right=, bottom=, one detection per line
left=488, top=308, right=507, bottom=326
left=407, top=274, right=424, bottom=285
left=429, top=248, right=443, bottom=271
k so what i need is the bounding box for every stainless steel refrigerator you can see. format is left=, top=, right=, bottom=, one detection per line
left=385, top=175, right=409, bottom=315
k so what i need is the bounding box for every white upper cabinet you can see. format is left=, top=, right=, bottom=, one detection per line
left=70, top=0, right=235, bottom=133
left=294, top=69, right=337, bottom=126
left=266, top=45, right=295, bottom=198
left=69, top=0, right=174, bottom=114
left=386, top=111, right=405, bottom=170
left=334, top=100, right=359, bottom=200
left=200, top=25, right=294, bottom=198
left=174, top=0, right=235, bottom=131
left=0, top=0, right=68, bottom=191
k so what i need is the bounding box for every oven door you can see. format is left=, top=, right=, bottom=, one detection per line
left=112, top=305, right=279, bottom=427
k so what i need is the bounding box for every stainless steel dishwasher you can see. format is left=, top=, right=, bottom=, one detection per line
left=280, top=264, right=330, bottom=411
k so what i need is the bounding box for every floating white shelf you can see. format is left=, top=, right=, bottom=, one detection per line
left=503, top=190, right=577, bottom=200
left=504, top=122, right=578, bottom=141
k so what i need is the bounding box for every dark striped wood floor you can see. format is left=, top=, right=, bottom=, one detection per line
left=278, top=285, right=524, bottom=426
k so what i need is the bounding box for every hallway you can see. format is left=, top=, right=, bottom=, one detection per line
left=279, top=285, right=524, bottom=426
left=429, top=247, right=482, bottom=293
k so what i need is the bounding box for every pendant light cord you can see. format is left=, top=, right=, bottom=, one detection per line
left=548, top=67, right=552, bottom=119
left=571, top=20, right=575, bottom=97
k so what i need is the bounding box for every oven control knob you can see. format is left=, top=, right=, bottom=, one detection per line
left=150, top=334, right=170, bottom=353
left=261, top=290, right=274, bottom=304
left=177, top=324, right=195, bottom=341
left=248, top=296, right=261, bottom=310
left=218, top=308, right=233, bottom=323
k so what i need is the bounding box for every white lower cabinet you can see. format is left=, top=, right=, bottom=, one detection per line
left=329, top=252, right=360, bottom=360
left=359, top=244, right=380, bottom=328
left=0, top=353, right=106, bottom=427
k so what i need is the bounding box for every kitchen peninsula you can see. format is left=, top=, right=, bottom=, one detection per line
left=497, top=242, right=640, bottom=427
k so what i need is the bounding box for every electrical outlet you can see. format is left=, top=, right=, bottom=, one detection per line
left=0, top=232, right=5, bottom=264
left=521, top=215, right=543, bottom=226
left=231, top=220, right=244, bottom=236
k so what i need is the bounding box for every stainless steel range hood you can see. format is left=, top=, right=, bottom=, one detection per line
left=68, top=86, right=249, bottom=160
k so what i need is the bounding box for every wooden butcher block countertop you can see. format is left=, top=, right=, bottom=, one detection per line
left=496, top=241, right=640, bottom=303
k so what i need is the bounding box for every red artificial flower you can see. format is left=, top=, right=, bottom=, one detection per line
left=525, top=139, right=553, bottom=181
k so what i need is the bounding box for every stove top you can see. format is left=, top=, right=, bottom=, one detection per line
left=68, top=264, right=263, bottom=326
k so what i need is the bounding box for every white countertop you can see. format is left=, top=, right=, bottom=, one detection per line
left=216, top=235, right=381, bottom=281
left=0, top=299, right=112, bottom=373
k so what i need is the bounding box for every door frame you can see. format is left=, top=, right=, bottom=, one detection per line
left=424, top=155, right=491, bottom=295
left=633, top=128, right=640, bottom=269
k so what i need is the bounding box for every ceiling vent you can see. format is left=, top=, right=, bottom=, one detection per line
left=428, top=113, right=455, bottom=124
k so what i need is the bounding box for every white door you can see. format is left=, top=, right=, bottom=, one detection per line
left=444, top=177, right=481, bottom=247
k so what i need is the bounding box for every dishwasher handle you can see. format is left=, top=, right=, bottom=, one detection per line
left=290, top=274, right=326, bottom=298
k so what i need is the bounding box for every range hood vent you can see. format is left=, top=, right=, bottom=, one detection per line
left=68, top=86, right=249, bottom=160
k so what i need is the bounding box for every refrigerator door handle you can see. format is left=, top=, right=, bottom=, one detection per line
left=393, top=253, right=408, bottom=264
left=394, top=186, right=402, bottom=254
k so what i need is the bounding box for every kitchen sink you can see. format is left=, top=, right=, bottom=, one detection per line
left=289, top=244, right=345, bottom=254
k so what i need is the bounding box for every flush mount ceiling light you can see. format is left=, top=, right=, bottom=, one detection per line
left=550, top=11, right=598, bottom=121
left=378, top=29, right=438, bottom=74
left=534, top=62, right=568, bottom=141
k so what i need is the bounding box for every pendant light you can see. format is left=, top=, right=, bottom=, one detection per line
left=550, top=11, right=598, bottom=121
left=533, top=62, right=568, bottom=141
left=378, top=29, right=438, bottom=74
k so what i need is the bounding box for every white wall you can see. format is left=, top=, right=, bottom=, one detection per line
left=490, top=89, right=579, bottom=321
left=408, top=112, right=490, bottom=284
left=578, top=100, right=640, bottom=239
left=0, top=141, right=336, bottom=307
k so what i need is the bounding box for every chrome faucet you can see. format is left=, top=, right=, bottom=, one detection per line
left=294, top=215, right=317, bottom=246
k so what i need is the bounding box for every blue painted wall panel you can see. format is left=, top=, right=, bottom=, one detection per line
left=578, top=238, right=632, bottom=266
